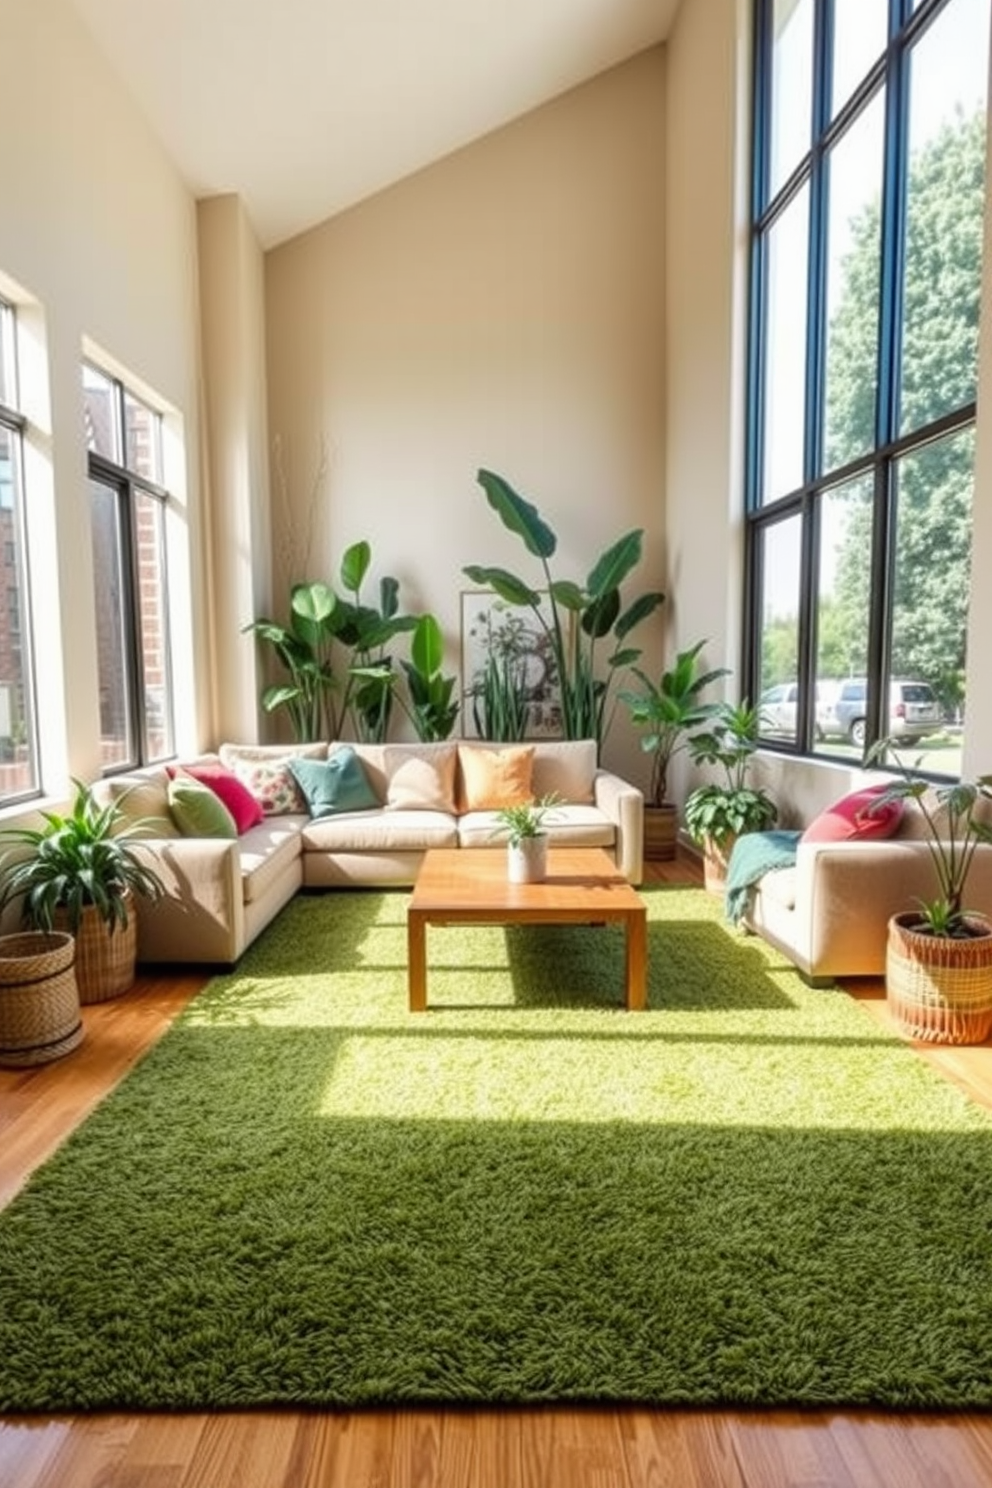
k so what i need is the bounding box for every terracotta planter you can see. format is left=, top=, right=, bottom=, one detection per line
left=885, top=911, right=992, bottom=1045
left=507, top=835, right=548, bottom=884
left=644, top=804, right=677, bottom=862
left=701, top=835, right=736, bottom=896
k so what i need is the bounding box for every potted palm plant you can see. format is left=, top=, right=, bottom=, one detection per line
left=491, top=794, right=562, bottom=884
left=0, top=779, right=164, bottom=1004
left=684, top=699, right=777, bottom=892
left=618, top=639, right=728, bottom=860
left=865, top=742, right=992, bottom=1044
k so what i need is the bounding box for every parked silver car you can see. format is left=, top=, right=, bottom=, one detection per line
left=816, top=678, right=941, bottom=748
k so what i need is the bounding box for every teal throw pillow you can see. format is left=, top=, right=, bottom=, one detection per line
left=288, top=749, right=379, bottom=818
left=168, top=775, right=239, bottom=838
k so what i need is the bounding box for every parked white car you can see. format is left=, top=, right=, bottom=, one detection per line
left=816, top=678, right=941, bottom=748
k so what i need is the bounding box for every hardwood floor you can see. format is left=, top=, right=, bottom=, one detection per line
left=2, top=856, right=992, bottom=1488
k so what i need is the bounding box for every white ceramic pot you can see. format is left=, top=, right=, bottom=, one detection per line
left=507, top=835, right=548, bottom=884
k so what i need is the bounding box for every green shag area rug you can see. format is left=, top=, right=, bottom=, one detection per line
left=2, top=884, right=992, bottom=1412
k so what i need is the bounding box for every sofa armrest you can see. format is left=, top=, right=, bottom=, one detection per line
left=130, top=837, right=245, bottom=964
left=593, top=769, right=644, bottom=885
left=770, top=838, right=992, bottom=979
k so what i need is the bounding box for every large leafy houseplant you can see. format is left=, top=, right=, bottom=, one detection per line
left=864, top=741, right=992, bottom=1045
left=396, top=613, right=460, bottom=742
left=0, top=780, right=165, bottom=1003
left=684, top=700, right=777, bottom=888
left=619, top=640, right=729, bottom=809
left=865, top=741, right=992, bottom=937
left=463, top=469, right=664, bottom=757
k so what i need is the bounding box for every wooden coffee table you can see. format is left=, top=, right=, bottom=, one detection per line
left=407, top=847, right=647, bottom=1012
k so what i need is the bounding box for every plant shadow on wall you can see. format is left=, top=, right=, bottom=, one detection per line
left=245, top=543, right=459, bottom=745
left=463, top=469, right=665, bottom=759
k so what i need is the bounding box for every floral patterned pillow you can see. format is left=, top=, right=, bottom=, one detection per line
left=226, top=757, right=308, bottom=816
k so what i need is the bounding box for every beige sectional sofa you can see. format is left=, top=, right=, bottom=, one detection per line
left=97, top=739, right=644, bottom=966
left=742, top=798, right=992, bottom=982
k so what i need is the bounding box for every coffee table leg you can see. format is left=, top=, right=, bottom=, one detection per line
left=625, top=907, right=647, bottom=1010
left=408, top=911, right=428, bottom=1012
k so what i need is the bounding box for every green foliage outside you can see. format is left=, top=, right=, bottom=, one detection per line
left=763, top=111, right=985, bottom=718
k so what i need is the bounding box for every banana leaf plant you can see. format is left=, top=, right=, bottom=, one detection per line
left=397, top=613, right=460, bottom=741
left=332, top=540, right=417, bottom=743
left=242, top=580, right=340, bottom=742
left=463, top=469, right=665, bottom=757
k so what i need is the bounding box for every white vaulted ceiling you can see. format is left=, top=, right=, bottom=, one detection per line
left=66, top=0, right=682, bottom=249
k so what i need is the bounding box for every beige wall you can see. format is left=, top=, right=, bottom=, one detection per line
left=198, top=195, right=272, bottom=744
left=0, top=0, right=208, bottom=791
left=264, top=49, right=667, bottom=785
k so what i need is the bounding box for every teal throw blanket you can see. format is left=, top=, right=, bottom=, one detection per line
left=725, top=830, right=802, bottom=926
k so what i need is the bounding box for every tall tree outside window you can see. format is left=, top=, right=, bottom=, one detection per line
left=0, top=297, right=39, bottom=801
left=83, top=364, right=174, bottom=770
left=745, top=0, right=988, bottom=775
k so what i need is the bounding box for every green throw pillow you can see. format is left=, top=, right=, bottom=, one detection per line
left=288, top=749, right=379, bottom=818
left=168, top=775, right=239, bottom=838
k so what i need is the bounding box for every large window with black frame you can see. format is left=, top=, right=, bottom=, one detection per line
left=744, top=0, right=988, bottom=777
left=0, top=297, right=40, bottom=801
left=83, top=362, right=175, bottom=771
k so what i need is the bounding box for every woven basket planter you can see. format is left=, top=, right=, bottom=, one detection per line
left=0, top=931, right=83, bottom=1067
left=886, top=911, right=992, bottom=1045
left=644, top=805, right=678, bottom=862
left=55, top=896, right=137, bottom=1005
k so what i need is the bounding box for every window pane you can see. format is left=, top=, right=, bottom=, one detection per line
left=90, top=476, right=133, bottom=769
left=832, top=0, right=887, bottom=118
left=83, top=364, right=121, bottom=463
left=900, top=0, right=989, bottom=435
left=814, top=475, right=873, bottom=753
left=823, top=94, right=884, bottom=473
left=125, top=394, right=162, bottom=484
left=134, top=490, right=173, bottom=761
left=889, top=425, right=972, bottom=777
left=769, top=0, right=813, bottom=198
left=757, top=516, right=801, bottom=742
left=0, top=423, right=39, bottom=797
left=761, top=185, right=809, bottom=502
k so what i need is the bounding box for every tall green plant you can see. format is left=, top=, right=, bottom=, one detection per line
left=684, top=700, right=777, bottom=850
left=333, top=541, right=417, bottom=743
left=463, top=469, right=664, bottom=756
left=618, top=640, right=729, bottom=807
left=243, top=580, right=340, bottom=742
left=398, top=614, right=460, bottom=742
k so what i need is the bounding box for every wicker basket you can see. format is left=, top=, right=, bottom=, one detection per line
left=0, top=931, right=83, bottom=1067
left=886, top=911, right=992, bottom=1045
left=55, top=896, right=137, bottom=1004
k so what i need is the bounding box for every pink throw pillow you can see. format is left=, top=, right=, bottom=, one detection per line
left=170, top=762, right=265, bottom=835
left=800, top=783, right=904, bottom=844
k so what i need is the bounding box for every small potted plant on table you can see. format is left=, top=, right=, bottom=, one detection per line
left=491, top=795, right=562, bottom=884
left=618, top=639, right=728, bottom=860
left=0, top=779, right=164, bottom=1004
left=866, top=743, right=992, bottom=1044
left=684, top=699, right=777, bottom=893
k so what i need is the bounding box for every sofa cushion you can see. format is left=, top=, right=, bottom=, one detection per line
left=801, top=783, right=904, bottom=844
left=288, top=748, right=379, bottom=817
left=302, top=809, right=458, bottom=853
left=219, top=742, right=328, bottom=816
left=457, top=744, right=535, bottom=812
left=457, top=804, right=614, bottom=851
left=168, top=774, right=238, bottom=838
left=531, top=740, right=597, bottom=804
left=171, top=762, right=265, bottom=834
left=237, top=816, right=307, bottom=906
left=384, top=744, right=457, bottom=812
left=756, top=865, right=797, bottom=911
left=91, top=767, right=181, bottom=839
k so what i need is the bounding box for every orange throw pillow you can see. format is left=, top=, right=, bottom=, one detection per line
left=458, top=745, right=536, bottom=813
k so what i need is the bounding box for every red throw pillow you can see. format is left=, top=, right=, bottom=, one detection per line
left=800, top=783, right=904, bottom=844
left=169, top=762, right=264, bottom=834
